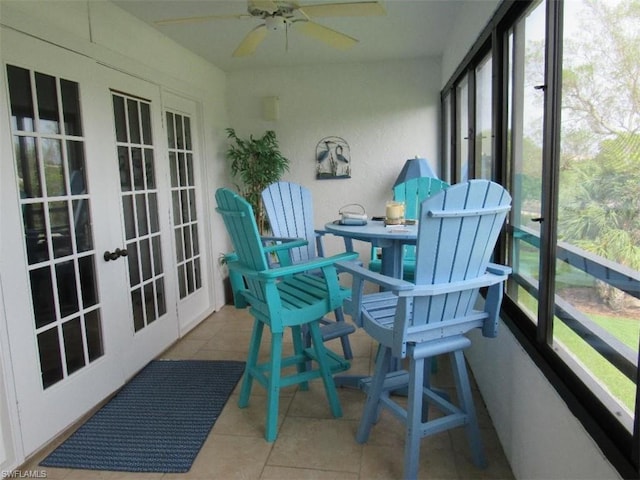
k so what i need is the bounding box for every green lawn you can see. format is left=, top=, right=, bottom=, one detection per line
left=554, top=318, right=638, bottom=412
left=516, top=286, right=638, bottom=412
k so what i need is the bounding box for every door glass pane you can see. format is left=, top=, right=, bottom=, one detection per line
left=505, top=1, right=546, bottom=324
left=62, top=317, right=86, bottom=375
left=127, top=99, right=141, bottom=144
left=42, top=138, right=65, bottom=197
left=553, top=0, right=640, bottom=433
left=14, top=135, right=41, bottom=198
left=38, top=328, right=63, bottom=389
left=30, top=267, right=55, bottom=328
left=113, top=95, right=127, bottom=142
left=7, top=65, right=35, bottom=132
left=7, top=65, right=104, bottom=388
left=118, top=146, right=132, bottom=191
left=35, top=72, right=60, bottom=134
left=166, top=111, right=202, bottom=299
left=56, top=260, right=79, bottom=317
left=49, top=201, right=72, bottom=258
left=78, top=255, right=97, bottom=307
left=23, top=202, right=48, bottom=264
left=60, top=79, right=83, bottom=136
left=85, top=309, right=103, bottom=362
left=113, top=92, right=166, bottom=332
left=475, top=54, right=493, bottom=179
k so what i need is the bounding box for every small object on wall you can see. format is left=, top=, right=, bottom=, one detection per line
left=262, top=96, right=279, bottom=121
left=316, top=136, right=351, bottom=179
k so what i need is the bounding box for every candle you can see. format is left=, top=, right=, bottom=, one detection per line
left=385, top=201, right=405, bottom=224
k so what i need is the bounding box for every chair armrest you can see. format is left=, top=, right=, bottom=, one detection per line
left=337, top=260, right=414, bottom=291
left=262, top=238, right=308, bottom=254
left=397, top=271, right=509, bottom=297
left=228, top=251, right=359, bottom=280
left=486, top=262, right=512, bottom=276
left=314, top=229, right=354, bottom=255
left=337, top=260, right=510, bottom=328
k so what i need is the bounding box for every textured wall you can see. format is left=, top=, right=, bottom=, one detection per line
left=226, top=58, right=441, bottom=261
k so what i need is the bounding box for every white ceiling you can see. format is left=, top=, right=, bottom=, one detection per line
left=113, top=0, right=472, bottom=72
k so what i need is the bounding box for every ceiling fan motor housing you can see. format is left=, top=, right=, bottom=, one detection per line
left=265, top=15, right=287, bottom=31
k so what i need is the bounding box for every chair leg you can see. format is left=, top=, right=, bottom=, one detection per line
left=404, top=354, right=425, bottom=480
left=356, top=345, right=392, bottom=443
left=265, top=331, right=283, bottom=442
left=308, top=321, right=342, bottom=418
left=333, top=307, right=354, bottom=360
left=290, top=325, right=309, bottom=391
left=451, top=350, right=487, bottom=468
left=238, top=319, right=263, bottom=409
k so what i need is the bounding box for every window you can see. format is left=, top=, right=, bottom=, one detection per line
left=441, top=0, right=640, bottom=475
left=166, top=111, right=202, bottom=299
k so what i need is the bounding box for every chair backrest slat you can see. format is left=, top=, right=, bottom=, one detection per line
left=262, top=181, right=316, bottom=263
left=393, top=177, right=449, bottom=263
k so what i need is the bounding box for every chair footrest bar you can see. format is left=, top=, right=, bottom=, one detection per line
left=303, top=347, right=351, bottom=374
left=319, top=320, right=356, bottom=341
left=360, top=370, right=410, bottom=392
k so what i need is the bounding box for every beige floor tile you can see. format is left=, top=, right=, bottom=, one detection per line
left=360, top=441, right=459, bottom=480
left=288, top=381, right=365, bottom=421
left=267, top=416, right=362, bottom=473
left=161, top=338, right=209, bottom=359
left=177, top=433, right=272, bottom=479
left=449, top=428, right=515, bottom=480
left=18, top=305, right=514, bottom=480
left=213, top=393, right=294, bottom=439
left=260, top=465, right=359, bottom=479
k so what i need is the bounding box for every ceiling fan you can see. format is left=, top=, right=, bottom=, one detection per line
left=154, top=1, right=386, bottom=57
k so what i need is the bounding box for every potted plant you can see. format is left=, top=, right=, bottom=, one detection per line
left=225, top=128, right=290, bottom=233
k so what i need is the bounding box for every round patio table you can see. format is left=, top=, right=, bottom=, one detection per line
left=324, top=220, right=418, bottom=279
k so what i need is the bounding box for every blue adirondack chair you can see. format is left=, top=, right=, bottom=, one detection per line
left=339, top=180, right=512, bottom=479
left=369, top=176, right=449, bottom=281
left=215, top=188, right=358, bottom=442
left=262, top=181, right=356, bottom=359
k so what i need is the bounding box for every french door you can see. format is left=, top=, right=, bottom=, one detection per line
left=1, top=30, right=178, bottom=456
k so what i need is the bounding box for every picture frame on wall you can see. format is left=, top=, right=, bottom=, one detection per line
left=316, top=136, right=351, bottom=179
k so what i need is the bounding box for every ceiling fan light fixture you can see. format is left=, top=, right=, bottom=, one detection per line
left=265, top=15, right=286, bottom=31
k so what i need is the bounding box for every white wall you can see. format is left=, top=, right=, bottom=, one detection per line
left=226, top=58, right=441, bottom=260
left=441, top=2, right=620, bottom=478
left=468, top=329, right=620, bottom=479
left=0, top=0, right=231, bottom=470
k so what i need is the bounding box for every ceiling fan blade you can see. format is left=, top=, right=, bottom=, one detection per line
left=298, top=1, right=386, bottom=18
left=293, top=21, right=357, bottom=50
left=154, top=13, right=249, bottom=26
left=233, top=25, right=268, bottom=57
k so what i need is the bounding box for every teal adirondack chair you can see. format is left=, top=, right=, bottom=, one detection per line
left=369, top=176, right=449, bottom=281
left=215, top=188, right=358, bottom=442
left=340, top=180, right=511, bottom=479
left=262, top=181, right=356, bottom=359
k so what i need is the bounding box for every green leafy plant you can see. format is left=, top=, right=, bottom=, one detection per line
left=225, top=128, right=289, bottom=233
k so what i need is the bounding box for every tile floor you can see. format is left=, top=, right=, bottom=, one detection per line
left=24, top=306, right=514, bottom=479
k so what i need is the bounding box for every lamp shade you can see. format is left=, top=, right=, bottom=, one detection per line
left=393, top=157, right=438, bottom=187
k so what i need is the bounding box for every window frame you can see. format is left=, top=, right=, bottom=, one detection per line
left=440, top=0, right=640, bottom=476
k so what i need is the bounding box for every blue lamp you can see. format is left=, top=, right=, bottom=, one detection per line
left=393, top=157, right=438, bottom=187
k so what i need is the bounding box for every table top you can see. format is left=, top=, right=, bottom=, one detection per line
left=325, top=220, right=418, bottom=243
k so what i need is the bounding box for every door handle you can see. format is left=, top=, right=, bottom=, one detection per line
left=103, top=248, right=128, bottom=262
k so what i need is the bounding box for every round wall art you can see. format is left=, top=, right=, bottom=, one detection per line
left=316, top=136, right=351, bottom=179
